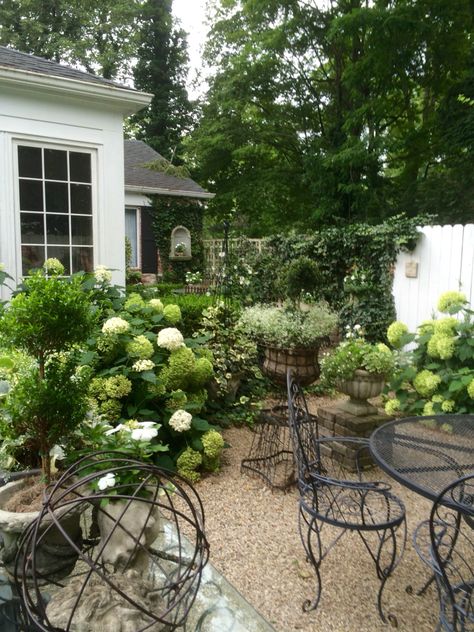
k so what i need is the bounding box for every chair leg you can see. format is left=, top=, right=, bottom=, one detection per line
left=358, top=519, right=407, bottom=626
left=299, top=506, right=323, bottom=613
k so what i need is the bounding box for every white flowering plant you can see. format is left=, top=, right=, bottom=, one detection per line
left=185, top=271, right=203, bottom=285
left=384, top=291, right=474, bottom=416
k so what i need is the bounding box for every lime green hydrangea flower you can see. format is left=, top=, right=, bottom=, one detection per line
left=105, top=375, right=132, bottom=399
left=418, top=320, right=435, bottom=335
left=124, top=293, right=145, bottom=311
left=149, top=298, right=164, bottom=313
left=433, top=317, right=458, bottom=335
left=384, top=398, right=400, bottom=415
left=441, top=399, right=455, bottom=413
left=431, top=394, right=444, bottom=403
left=413, top=370, right=441, bottom=397
left=177, top=447, right=202, bottom=482
left=467, top=379, right=474, bottom=399
left=387, top=321, right=409, bottom=348
left=163, top=304, right=182, bottom=325
left=186, top=389, right=208, bottom=413
left=99, top=399, right=122, bottom=421
left=126, top=335, right=154, bottom=359
left=437, top=291, right=466, bottom=314
left=202, top=429, right=225, bottom=472
left=89, top=377, right=108, bottom=401
left=423, top=401, right=435, bottom=416
left=167, top=389, right=188, bottom=410
left=427, top=333, right=455, bottom=360
left=189, top=357, right=214, bottom=389
left=43, top=257, right=65, bottom=276
left=160, top=347, right=196, bottom=390
left=376, top=343, right=391, bottom=355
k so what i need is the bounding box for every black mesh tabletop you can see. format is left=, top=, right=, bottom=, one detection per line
left=370, top=415, right=474, bottom=502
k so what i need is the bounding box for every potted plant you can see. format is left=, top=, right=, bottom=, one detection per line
left=239, top=301, right=337, bottom=385
left=321, top=327, right=395, bottom=416
left=0, top=259, right=95, bottom=576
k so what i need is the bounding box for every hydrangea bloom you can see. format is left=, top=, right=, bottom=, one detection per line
left=99, top=399, right=122, bottom=421
left=384, top=398, right=400, bottom=415
left=94, top=265, right=112, bottom=284
left=157, top=327, right=184, bottom=351
left=427, top=333, right=455, bottom=359
left=169, top=409, right=193, bottom=432
left=177, top=447, right=202, bottom=482
left=0, top=263, right=5, bottom=271
left=190, top=357, right=214, bottom=388
left=468, top=379, right=474, bottom=400
left=124, top=293, right=145, bottom=310
left=104, top=375, right=132, bottom=399
left=441, top=399, right=455, bottom=413
left=167, top=389, right=188, bottom=410
left=433, top=317, right=458, bottom=335
left=102, top=317, right=130, bottom=335
left=160, top=347, right=195, bottom=390
left=413, top=370, right=441, bottom=397
left=387, top=321, right=409, bottom=347
left=126, top=335, right=154, bottom=359
left=149, top=298, right=164, bottom=313
left=43, top=257, right=65, bottom=275
left=132, top=359, right=155, bottom=372
left=202, top=429, right=224, bottom=459
left=418, top=320, right=435, bottom=335
left=437, top=291, right=466, bottom=314
left=423, top=401, right=435, bottom=416
left=163, top=304, right=182, bottom=325
left=98, top=472, right=116, bottom=490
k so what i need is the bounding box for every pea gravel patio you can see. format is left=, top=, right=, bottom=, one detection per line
left=196, top=396, right=440, bottom=632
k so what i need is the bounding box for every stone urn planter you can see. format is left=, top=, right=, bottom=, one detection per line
left=0, top=477, right=82, bottom=580
left=262, top=344, right=321, bottom=387
left=337, top=369, right=385, bottom=417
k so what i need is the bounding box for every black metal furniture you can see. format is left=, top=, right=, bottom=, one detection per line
left=286, top=370, right=407, bottom=624
left=369, top=415, right=474, bottom=502
left=413, top=474, right=473, bottom=631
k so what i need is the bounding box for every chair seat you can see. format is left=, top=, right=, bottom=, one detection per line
left=300, top=481, right=406, bottom=531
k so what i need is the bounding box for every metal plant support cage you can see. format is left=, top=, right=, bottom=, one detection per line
left=14, top=452, right=209, bottom=632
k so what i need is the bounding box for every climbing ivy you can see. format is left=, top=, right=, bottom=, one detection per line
left=148, top=195, right=204, bottom=282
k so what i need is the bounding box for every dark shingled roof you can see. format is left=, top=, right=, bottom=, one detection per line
left=0, top=45, right=133, bottom=90
left=124, top=140, right=211, bottom=197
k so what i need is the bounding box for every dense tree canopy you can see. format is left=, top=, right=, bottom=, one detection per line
left=131, top=0, right=193, bottom=162
left=188, top=0, right=474, bottom=235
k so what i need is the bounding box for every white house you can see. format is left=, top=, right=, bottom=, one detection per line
left=0, top=46, right=152, bottom=295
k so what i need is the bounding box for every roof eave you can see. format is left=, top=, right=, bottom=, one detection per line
left=125, top=184, right=215, bottom=200
left=0, top=66, right=152, bottom=115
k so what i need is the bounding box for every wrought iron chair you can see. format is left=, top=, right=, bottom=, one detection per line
left=286, top=369, right=407, bottom=624
left=414, top=474, right=474, bottom=631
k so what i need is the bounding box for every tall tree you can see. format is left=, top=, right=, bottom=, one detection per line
left=0, top=0, right=143, bottom=80
left=131, top=0, right=192, bottom=161
left=189, top=0, right=474, bottom=234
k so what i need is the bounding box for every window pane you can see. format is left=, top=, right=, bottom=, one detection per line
left=22, top=245, right=44, bottom=275
left=45, top=182, right=68, bottom=213
left=46, top=214, right=69, bottom=244
left=44, top=149, right=67, bottom=181
left=19, top=180, right=43, bottom=212
left=18, top=146, right=42, bottom=179
left=71, top=184, right=92, bottom=214
left=21, top=213, right=44, bottom=244
left=125, top=209, right=138, bottom=267
left=47, top=246, right=70, bottom=275
left=71, top=216, right=92, bottom=245
left=72, top=247, right=93, bottom=273
left=70, top=152, right=91, bottom=183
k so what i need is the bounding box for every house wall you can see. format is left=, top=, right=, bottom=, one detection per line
left=0, top=81, right=126, bottom=297
left=393, top=224, right=474, bottom=331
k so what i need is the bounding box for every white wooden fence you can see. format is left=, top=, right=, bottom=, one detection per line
left=393, top=224, right=474, bottom=332
left=203, top=238, right=267, bottom=275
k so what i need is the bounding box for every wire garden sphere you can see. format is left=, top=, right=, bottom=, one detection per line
left=14, top=451, right=210, bottom=631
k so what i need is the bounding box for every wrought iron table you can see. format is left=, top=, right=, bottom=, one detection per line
left=370, top=415, right=474, bottom=502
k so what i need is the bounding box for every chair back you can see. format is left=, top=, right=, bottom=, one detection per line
left=286, top=369, right=322, bottom=495
left=430, top=473, right=474, bottom=631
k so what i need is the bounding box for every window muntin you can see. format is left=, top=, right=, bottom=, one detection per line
left=125, top=207, right=139, bottom=268
left=17, top=144, right=94, bottom=275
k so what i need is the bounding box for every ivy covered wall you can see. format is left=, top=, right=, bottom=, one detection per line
left=148, top=195, right=204, bottom=281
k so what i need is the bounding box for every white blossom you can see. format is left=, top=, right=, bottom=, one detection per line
left=94, top=265, right=112, bottom=284
left=149, top=298, right=164, bottom=313
left=157, top=327, right=184, bottom=351
left=102, top=317, right=130, bottom=335
left=131, top=423, right=158, bottom=441
left=132, top=359, right=155, bottom=372
left=98, top=472, right=116, bottom=490
left=169, top=409, right=192, bottom=432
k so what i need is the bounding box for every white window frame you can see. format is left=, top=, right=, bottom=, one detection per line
left=13, top=138, right=98, bottom=276
left=125, top=205, right=142, bottom=270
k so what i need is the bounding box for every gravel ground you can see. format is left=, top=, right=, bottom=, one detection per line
left=196, top=397, right=441, bottom=632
